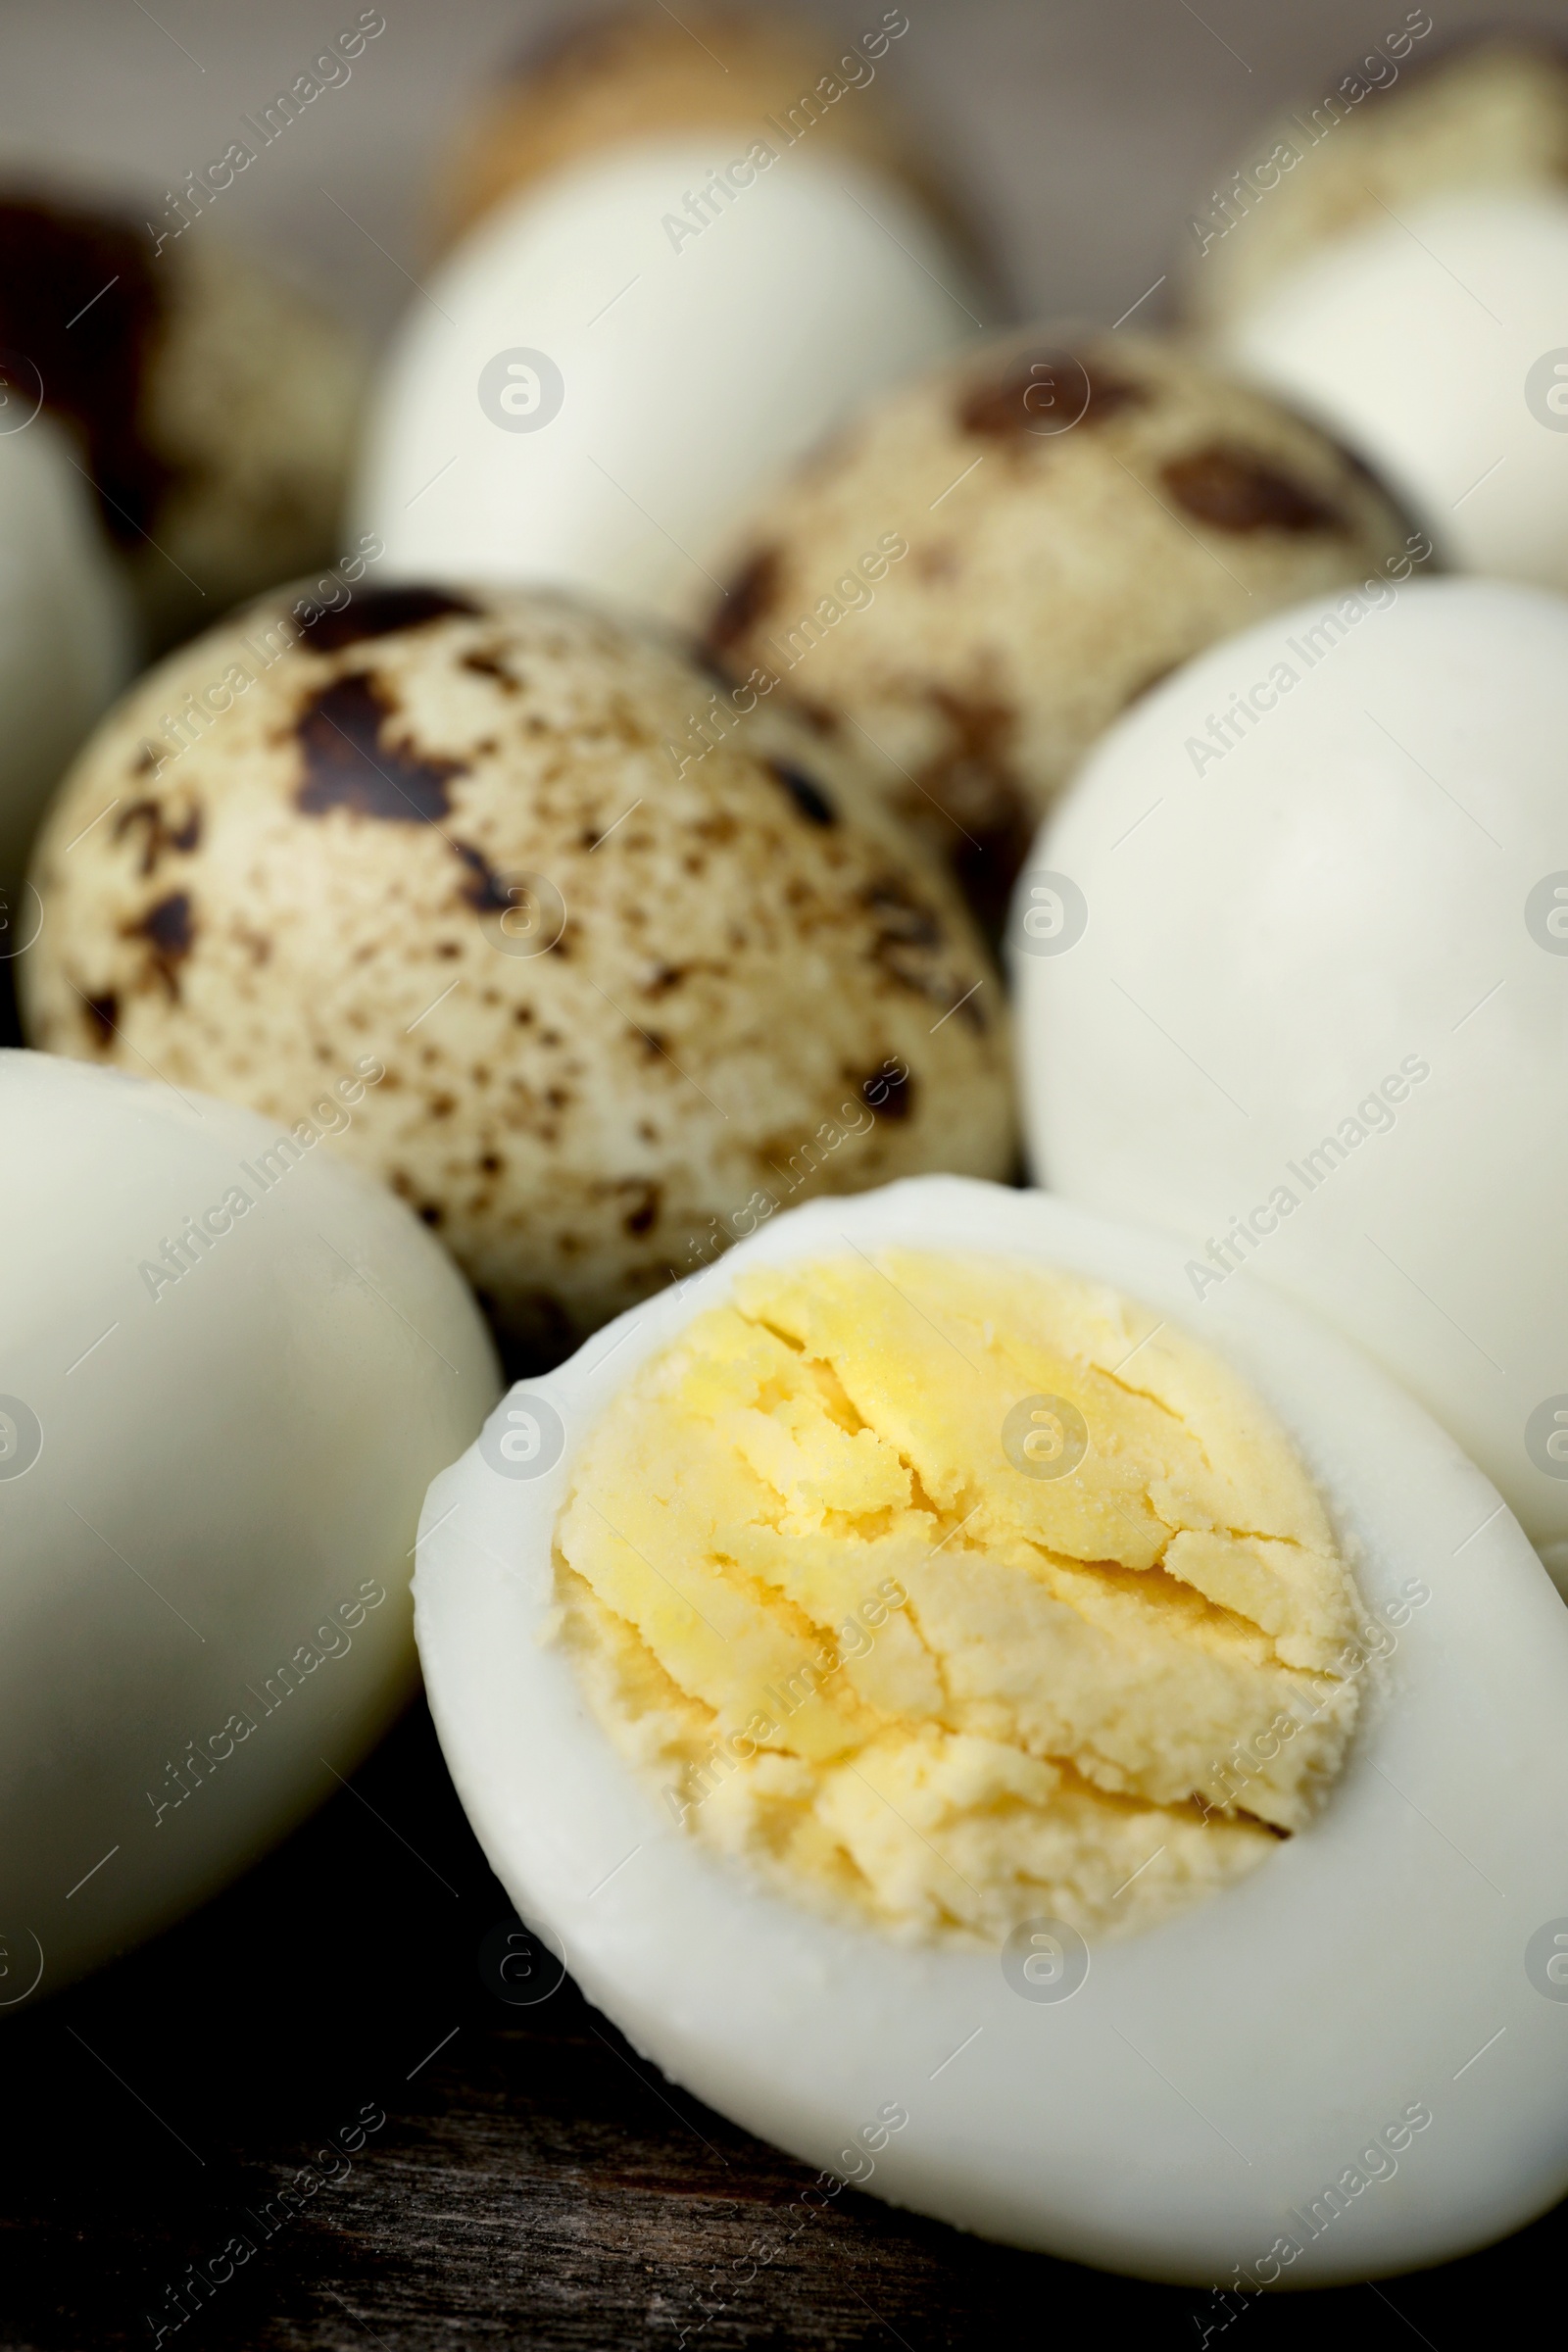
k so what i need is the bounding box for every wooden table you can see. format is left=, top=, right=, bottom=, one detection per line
left=0, top=1698, right=1553, bottom=2348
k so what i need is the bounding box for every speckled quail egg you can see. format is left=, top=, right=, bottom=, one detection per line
left=0, top=186, right=367, bottom=650
left=416, top=1173, right=1568, bottom=2282
left=1185, top=38, right=1568, bottom=591
left=0, top=1047, right=496, bottom=1998
left=354, top=60, right=991, bottom=622
left=0, top=410, right=129, bottom=916
left=1012, top=574, right=1568, bottom=1579
left=430, top=3, right=985, bottom=269
left=701, top=329, right=1416, bottom=928
left=20, top=583, right=1016, bottom=1369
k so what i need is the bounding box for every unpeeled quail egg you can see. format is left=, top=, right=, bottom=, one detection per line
left=0, top=187, right=367, bottom=650
left=701, top=329, right=1415, bottom=927
left=22, top=583, right=1015, bottom=1366
left=1012, top=574, right=1568, bottom=1574
left=416, top=1173, right=1568, bottom=2281
left=0, top=1049, right=497, bottom=1997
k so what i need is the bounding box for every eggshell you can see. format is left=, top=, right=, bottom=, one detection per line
left=0, top=189, right=367, bottom=650
left=1012, top=574, right=1568, bottom=1569
left=22, top=584, right=1015, bottom=1365
left=416, top=1174, right=1568, bottom=2282
left=0, top=1049, right=498, bottom=1998
left=0, top=410, right=129, bottom=909
left=700, top=329, right=1416, bottom=927
left=354, top=139, right=989, bottom=619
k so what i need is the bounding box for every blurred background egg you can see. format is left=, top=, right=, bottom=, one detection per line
left=0, top=408, right=129, bottom=919
left=1013, top=575, right=1568, bottom=1574
left=354, top=6, right=994, bottom=616
left=1185, top=36, right=1568, bottom=591
left=702, top=328, right=1417, bottom=928
left=0, top=182, right=368, bottom=651
left=0, top=1050, right=497, bottom=1997
left=428, top=4, right=989, bottom=266
left=21, top=582, right=1016, bottom=1368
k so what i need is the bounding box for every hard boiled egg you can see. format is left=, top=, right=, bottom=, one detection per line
left=1, top=186, right=367, bottom=651
left=23, top=583, right=1014, bottom=1369
left=0, top=411, right=129, bottom=916
left=354, top=136, right=989, bottom=617
left=1184, top=39, right=1568, bottom=592
left=416, top=1173, right=1568, bottom=2282
left=0, top=1050, right=497, bottom=1997
left=700, top=328, right=1416, bottom=930
left=1215, top=191, right=1568, bottom=593
left=1012, top=575, right=1568, bottom=1577
left=430, top=5, right=982, bottom=265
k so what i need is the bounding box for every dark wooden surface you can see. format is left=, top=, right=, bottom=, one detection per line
left=5, top=2, right=1567, bottom=2338
left=0, top=1686, right=1557, bottom=2351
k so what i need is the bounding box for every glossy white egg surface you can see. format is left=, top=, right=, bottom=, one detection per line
left=416, top=1174, right=1568, bottom=2283
left=1013, top=575, right=1568, bottom=1572
left=355, top=137, right=987, bottom=618
left=0, top=412, right=129, bottom=911
left=1214, top=191, right=1568, bottom=592
left=0, top=1051, right=498, bottom=1998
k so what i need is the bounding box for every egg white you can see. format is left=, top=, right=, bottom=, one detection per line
left=1013, top=575, right=1568, bottom=1570
left=416, top=1173, right=1568, bottom=2284
left=0, top=1051, right=498, bottom=1995
left=1214, top=191, right=1568, bottom=593
left=354, top=137, right=987, bottom=618
left=0, top=414, right=130, bottom=904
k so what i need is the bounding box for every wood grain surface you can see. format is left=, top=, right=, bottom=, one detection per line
left=0, top=1694, right=1557, bottom=2349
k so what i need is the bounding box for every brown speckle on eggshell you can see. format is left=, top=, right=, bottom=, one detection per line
left=701, top=330, right=1418, bottom=925
left=23, top=585, right=1016, bottom=1369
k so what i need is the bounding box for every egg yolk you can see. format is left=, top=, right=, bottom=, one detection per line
left=553, top=1250, right=1365, bottom=1945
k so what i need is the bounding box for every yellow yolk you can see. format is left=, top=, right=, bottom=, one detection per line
left=553, top=1250, right=1364, bottom=1945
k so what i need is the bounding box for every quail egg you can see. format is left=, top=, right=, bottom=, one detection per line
left=0, top=1048, right=497, bottom=1997
left=21, top=583, right=1015, bottom=1368
left=1186, top=38, right=1568, bottom=591
left=701, top=330, right=1416, bottom=927
left=416, top=1173, right=1568, bottom=2281
left=0, top=185, right=367, bottom=650
left=354, top=87, right=990, bottom=618
left=430, top=3, right=985, bottom=270
left=1013, top=574, right=1568, bottom=1575
left=0, top=409, right=129, bottom=918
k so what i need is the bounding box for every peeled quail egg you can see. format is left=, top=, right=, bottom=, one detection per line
left=701, top=329, right=1415, bottom=927
left=0, top=409, right=129, bottom=916
left=1185, top=40, right=1568, bottom=591
left=22, top=583, right=1015, bottom=1366
left=416, top=1173, right=1568, bottom=2281
left=1216, top=192, right=1568, bottom=592
left=430, top=4, right=983, bottom=265
left=0, top=1049, right=497, bottom=1997
left=1013, top=574, right=1568, bottom=1575
left=1182, top=35, right=1568, bottom=337
left=354, top=131, right=988, bottom=617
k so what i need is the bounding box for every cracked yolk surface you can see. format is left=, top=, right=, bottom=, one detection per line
left=553, top=1250, right=1364, bottom=1944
